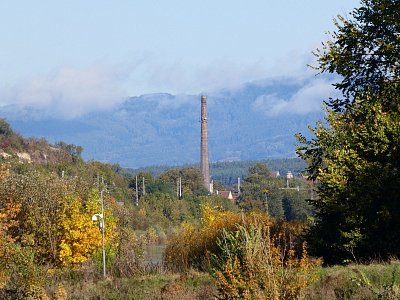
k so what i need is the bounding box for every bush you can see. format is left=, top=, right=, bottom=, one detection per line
left=109, top=227, right=146, bottom=278
left=212, top=224, right=321, bottom=299
left=0, top=244, right=48, bottom=299
left=164, top=204, right=310, bottom=273
left=164, top=203, right=244, bottom=271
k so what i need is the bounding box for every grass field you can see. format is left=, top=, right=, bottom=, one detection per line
left=49, top=261, right=400, bottom=299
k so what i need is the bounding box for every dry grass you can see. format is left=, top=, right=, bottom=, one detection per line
left=304, top=260, right=400, bottom=299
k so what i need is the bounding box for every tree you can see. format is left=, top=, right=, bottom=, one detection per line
left=240, top=164, right=285, bottom=219
left=58, top=194, right=102, bottom=265
left=55, top=141, right=83, bottom=162
left=0, top=119, right=13, bottom=137
left=0, top=170, right=116, bottom=266
left=315, top=0, right=400, bottom=112
left=158, top=167, right=207, bottom=197
left=298, top=0, right=400, bottom=263
left=248, top=162, right=271, bottom=178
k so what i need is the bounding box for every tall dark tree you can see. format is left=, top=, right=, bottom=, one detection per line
left=298, top=0, right=400, bottom=263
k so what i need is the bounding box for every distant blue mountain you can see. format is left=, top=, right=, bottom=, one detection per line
left=3, top=76, right=329, bottom=168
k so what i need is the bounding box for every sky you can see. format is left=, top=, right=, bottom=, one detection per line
left=0, top=1, right=360, bottom=118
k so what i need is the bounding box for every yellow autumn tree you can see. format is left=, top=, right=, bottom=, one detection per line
left=58, top=189, right=118, bottom=265
left=58, top=195, right=102, bottom=265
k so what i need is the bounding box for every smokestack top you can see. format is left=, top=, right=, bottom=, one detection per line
left=201, top=95, right=207, bottom=102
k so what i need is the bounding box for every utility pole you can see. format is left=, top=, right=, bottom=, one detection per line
left=176, top=178, right=179, bottom=198
left=91, top=177, right=106, bottom=278
left=279, top=172, right=316, bottom=202
left=280, top=171, right=299, bottom=191
left=179, top=177, right=182, bottom=199
left=135, top=175, right=139, bottom=206
left=280, top=171, right=308, bottom=195
left=100, top=189, right=106, bottom=278
left=264, top=191, right=269, bottom=215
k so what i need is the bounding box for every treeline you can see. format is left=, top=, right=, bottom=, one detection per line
left=238, top=163, right=314, bottom=221
left=211, top=158, right=307, bottom=186
left=129, top=157, right=307, bottom=187
left=128, top=161, right=314, bottom=222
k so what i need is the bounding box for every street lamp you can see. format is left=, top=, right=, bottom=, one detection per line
left=92, top=189, right=106, bottom=278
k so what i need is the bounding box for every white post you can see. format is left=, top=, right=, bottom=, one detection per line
left=176, top=178, right=179, bottom=197
left=179, top=177, right=182, bottom=199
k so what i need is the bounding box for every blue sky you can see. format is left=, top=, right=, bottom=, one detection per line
left=0, top=1, right=359, bottom=117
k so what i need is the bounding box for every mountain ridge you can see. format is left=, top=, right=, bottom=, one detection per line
left=3, top=76, right=330, bottom=168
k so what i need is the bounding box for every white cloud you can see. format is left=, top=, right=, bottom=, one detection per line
left=252, top=79, right=338, bottom=116
left=3, top=64, right=127, bottom=119
left=0, top=50, right=331, bottom=119
left=124, top=53, right=308, bottom=95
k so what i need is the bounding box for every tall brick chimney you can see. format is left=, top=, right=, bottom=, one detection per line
left=200, top=95, right=210, bottom=192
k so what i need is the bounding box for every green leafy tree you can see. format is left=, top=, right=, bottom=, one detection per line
left=240, top=163, right=285, bottom=219
left=158, top=167, right=208, bottom=197
left=0, top=119, right=13, bottom=137
left=248, top=162, right=271, bottom=178
left=298, top=0, right=400, bottom=263
left=282, top=191, right=314, bottom=222
left=314, top=0, right=400, bottom=112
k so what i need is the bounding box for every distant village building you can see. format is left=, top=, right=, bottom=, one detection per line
left=270, top=171, right=280, bottom=178
left=216, top=190, right=238, bottom=204
left=216, top=190, right=233, bottom=200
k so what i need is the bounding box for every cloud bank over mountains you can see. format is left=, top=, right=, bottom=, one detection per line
left=1, top=64, right=127, bottom=119
left=5, top=75, right=332, bottom=167
left=0, top=49, right=325, bottom=120
left=252, top=78, right=338, bottom=116
left=0, top=63, right=335, bottom=121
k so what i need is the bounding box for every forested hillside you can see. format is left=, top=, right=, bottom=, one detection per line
left=131, top=157, right=307, bottom=186
left=5, top=77, right=326, bottom=167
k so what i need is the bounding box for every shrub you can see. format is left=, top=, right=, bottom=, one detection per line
left=0, top=244, right=48, bottom=299
left=164, top=203, right=243, bottom=271
left=212, top=224, right=321, bottom=299
left=164, top=203, right=309, bottom=275
left=109, top=227, right=146, bottom=277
